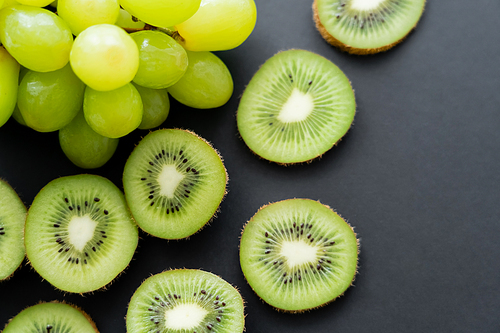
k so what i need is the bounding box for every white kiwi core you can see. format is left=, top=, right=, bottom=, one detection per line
left=350, top=0, right=386, bottom=11
left=164, top=303, right=209, bottom=330
left=280, top=240, right=318, bottom=268
left=277, top=88, right=314, bottom=123
left=67, top=215, right=98, bottom=252
left=158, top=164, right=185, bottom=198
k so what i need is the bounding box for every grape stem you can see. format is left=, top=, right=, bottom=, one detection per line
left=123, top=25, right=185, bottom=43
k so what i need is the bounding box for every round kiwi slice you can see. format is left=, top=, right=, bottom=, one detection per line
left=123, top=129, right=227, bottom=239
left=237, top=49, right=355, bottom=164
left=0, top=179, right=26, bottom=280
left=127, top=269, right=245, bottom=333
left=3, top=301, right=98, bottom=333
left=240, top=199, right=359, bottom=312
left=24, top=174, right=139, bottom=293
left=313, top=0, right=426, bottom=54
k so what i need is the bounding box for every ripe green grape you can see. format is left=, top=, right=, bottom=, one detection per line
left=175, top=0, right=257, bottom=51
left=58, top=0, right=120, bottom=36
left=70, top=24, right=139, bottom=91
left=167, top=51, right=233, bottom=109
left=83, top=83, right=143, bottom=138
left=17, top=63, right=85, bottom=132
left=0, top=47, right=19, bottom=127
left=59, top=111, right=119, bottom=169
left=115, top=8, right=145, bottom=30
left=0, top=5, right=73, bottom=72
left=132, top=83, right=170, bottom=129
left=0, top=0, right=4, bottom=8
left=119, top=0, right=201, bottom=28
left=0, top=0, right=19, bottom=8
left=10, top=66, right=28, bottom=126
left=16, top=0, right=52, bottom=6
left=130, top=30, right=188, bottom=89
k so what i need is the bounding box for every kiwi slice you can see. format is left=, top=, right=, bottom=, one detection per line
left=127, top=269, right=245, bottom=333
left=24, top=174, right=138, bottom=293
left=123, top=129, right=227, bottom=239
left=237, top=49, right=355, bottom=164
left=239, top=199, right=359, bottom=312
left=313, top=0, right=426, bottom=54
left=0, top=179, right=26, bottom=280
left=3, top=301, right=98, bottom=333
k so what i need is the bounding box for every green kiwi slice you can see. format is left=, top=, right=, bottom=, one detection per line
left=313, top=0, right=426, bottom=54
left=0, top=179, right=26, bottom=280
left=123, top=129, right=228, bottom=239
left=237, top=49, right=355, bottom=164
left=240, top=199, right=359, bottom=312
left=127, top=269, right=245, bottom=333
left=3, top=301, right=98, bottom=333
left=24, top=174, right=138, bottom=293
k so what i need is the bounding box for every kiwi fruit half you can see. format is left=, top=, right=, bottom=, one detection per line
left=0, top=179, right=26, bottom=280
left=123, top=129, right=227, bottom=239
left=24, top=174, right=138, bottom=293
left=3, top=301, right=98, bottom=333
left=127, top=269, right=245, bottom=333
left=237, top=49, right=355, bottom=164
left=313, top=0, right=426, bottom=54
left=240, top=199, right=359, bottom=312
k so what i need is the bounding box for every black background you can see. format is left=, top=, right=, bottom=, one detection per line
left=1, top=0, right=500, bottom=332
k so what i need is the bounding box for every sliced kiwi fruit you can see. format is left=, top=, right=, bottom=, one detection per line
left=240, top=199, right=359, bottom=312
left=24, top=174, right=138, bottom=293
left=127, top=269, right=245, bottom=333
left=0, top=179, right=26, bottom=280
left=123, top=129, right=227, bottom=239
left=237, top=49, right=355, bottom=164
left=3, top=301, right=98, bottom=333
left=313, top=0, right=426, bottom=54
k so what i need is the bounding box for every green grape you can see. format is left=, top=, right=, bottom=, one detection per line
left=49, top=0, right=57, bottom=7
left=133, top=83, right=170, bottom=129
left=0, top=47, right=19, bottom=127
left=70, top=24, right=139, bottom=91
left=58, top=0, right=120, bottom=36
left=17, top=63, right=85, bottom=132
left=0, top=5, right=73, bottom=72
left=16, top=0, right=52, bottom=6
left=10, top=66, right=28, bottom=126
left=167, top=51, right=233, bottom=109
left=59, top=110, right=119, bottom=169
left=119, top=0, right=201, bottom=28
left=0, top=0, right=19, bottom=8
left=0, top=0, right=4, bottom=8
left=115, top=8, right=145, bottom=30
left=130, top=30, right=188, bottom=89
left=175, top=0, right=257, bottom=51
left=83, top=83, right=143, bottom=138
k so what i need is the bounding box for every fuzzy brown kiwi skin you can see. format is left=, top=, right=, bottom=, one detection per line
left=313, top=0, right=426, bottom=55
left=239, top=198, right=360, bottom=313
left=124, top=128, right=229, bottom=240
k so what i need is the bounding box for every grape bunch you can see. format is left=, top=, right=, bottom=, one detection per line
left=0, top=0, right=257, bottom=168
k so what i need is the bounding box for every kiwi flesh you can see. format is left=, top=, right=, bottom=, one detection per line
left=237, top=49, right=355, bottom=164
left=313, top=0, right=426, bottom=55
left=3, top=301, right=98, bottom=333
left=0, top=179, right=26, bottom=280
left=24, top=174, right=138, bottom=293
left=127, top=269, right=245, bottom=333
left=239, top=199, right=359, bottom=312
left=123, top=129, right=228, bottom=239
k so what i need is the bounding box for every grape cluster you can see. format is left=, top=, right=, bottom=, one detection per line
left=0, top=0, right=257, bottom=168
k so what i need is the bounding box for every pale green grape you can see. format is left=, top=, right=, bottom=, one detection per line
left=133, top=83, right=170, bottom=129
left=115, top=8, right=145, bottom=30
left=167, top=51, right=233, bottom=109
left=70, top=24, right=139, bottom=91
left=59, top=111, right=119, bottom=169
left=0, top=47, right=19, bottom=127
left=16, top=0, right=52, bottom=6
left=58, top=0, right=120, bottom=36
left=175, top=0, right=257, bottom=51
left=119, top=0, right=201, bottom=28
left=131, top=30, right=188, bottom=89
left=83, top=83, right=143, bottom=138
left=17, top=63, right=85, bottom=132
left=0, top=0, right=4, bottom=8
left=10, top=66, right=28, bottom=126
left=0, top=0, right=19, bottom=8
left=0, top=5, right=73, bottom=72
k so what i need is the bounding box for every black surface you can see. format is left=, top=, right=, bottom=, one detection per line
left=1, top=0, right=500, bottom=332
